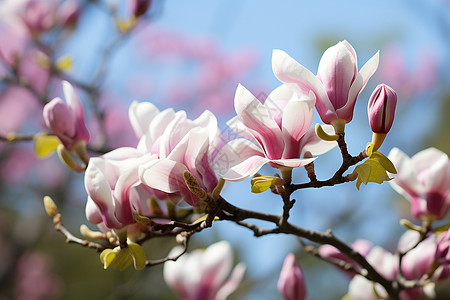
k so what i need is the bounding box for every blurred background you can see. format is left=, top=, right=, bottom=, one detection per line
left=0, top=0, right=449, bottom=299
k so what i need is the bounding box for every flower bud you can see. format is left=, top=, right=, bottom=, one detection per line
left=43, top=81, right=90, bottom=151
left=129, top=0, right=151, bottom=18
left=368, top=84, right=397, bottom=134
left=58, top=0, right=81, bottom=28
left=278, top=254, right=307, bottom=300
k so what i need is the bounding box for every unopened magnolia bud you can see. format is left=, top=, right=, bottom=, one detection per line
left=43, top=196, right=59, bottom=217
left=129, top=0, right=151, bottom=17
left=80, top=224, right=104, bottom=240
left=368, top=84, right=397, bottom=134
left=58, top=0, right=81, bottom=28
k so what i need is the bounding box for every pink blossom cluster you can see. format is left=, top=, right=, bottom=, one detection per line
left=82, top=40, right=385, bottom=233
left=320, top=228, right=450, bottom=299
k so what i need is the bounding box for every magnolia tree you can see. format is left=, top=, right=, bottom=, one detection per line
left=1, top=0, right=449, bottom=299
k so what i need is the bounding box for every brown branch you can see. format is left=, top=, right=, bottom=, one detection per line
left=51, top=214, right=108, bottom=252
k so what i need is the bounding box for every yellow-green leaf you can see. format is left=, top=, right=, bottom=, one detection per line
left=341, top=294, right=352, bottom=300
left=354, top=157, right=392, bottom=190
left=371, top=152, right=397, bottom=174
left=365, top=142, right=374, bottom=157
left=251, top=176, right=278, bottom=193
left=34, top=135, right=61, bottom=158
left=433, top=223, right=450, bottom=235
left=192, top=214, right=219, bottom=225
left=128, top=242, right=146, bottom=270
left=100, top=249, right=116, bottom=269
left=112, top=249, right=133, bottom=271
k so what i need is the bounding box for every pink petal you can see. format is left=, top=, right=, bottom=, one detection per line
left=281, top=92, right=315, bottom=159
left=298, top=125, right=337, bottom=157
left=344, top=51, right=379, bottom=121
left=215, top=263, right=246, bottom=300
left=128, top=101, right=160, bottom=138
left=139, top=158, right=199, bottom=206
left=272, top=50, right=335, bottom=123
left=317, top=41, right=357, bottom=111
left=234, top=84, right=284, bottom=159
left=388, top=148, right=422, bottom=198
left=84, top=160, right=121, bottom=228
left=264, top=84, right=297, bottom=127
left=215, top=138, right=267, bottom=181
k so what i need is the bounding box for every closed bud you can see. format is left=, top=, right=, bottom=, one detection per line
left=278, top=254, right=307, bottom=300
left=43, top=195, right=59, bottom=217
left=368, top=84, right=397, bottom=134
left=129, top=0, right=151, bottom=18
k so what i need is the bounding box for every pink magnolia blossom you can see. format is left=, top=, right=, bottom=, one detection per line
left=278, top=253, right=307, bottom=300
left=215, top=84, right=336, bottom=181
left=129, top=0, right=151, bottom=17
left=368, top=84, right=397, bottom=134
left=272, top=40, right=379, bottom=126
left=436, top=229, right=450, bottom=265
left=20, top=0, right=58, bottom=34
left=43, top=81, right=90, bottom=151
left=85, top=147, right=157, bottom=229
left=388, top=147, right=450, bottom=222
left=14, top=252, right=63, bottom=300
left=164, top=241, right=246, bottom=300
left=136, top=102, right=221, bottom=206
left=318, top=239, right=372, bottom=277
left=349, top=232, right=438, bottom=300
left=57, top=0, right=80, bottom=28
left=348, top=246, right=398, bottom=300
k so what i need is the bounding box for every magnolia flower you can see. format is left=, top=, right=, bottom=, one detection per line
left=318, top=239, right=372, bottom=277
left=164, top=241, right=246, bottom=300
left=85, top=147, right=156, bottom=229
left=278, top=254, right=307, bottom=300
left=272, top=40, right=379, bottom=131
left=20, top=0, right=58, bottom=34
left=368, top=84, right=397, bottom=134
left=138, top=105, right=221, bottom=206
left=215, top=84, right=336, bottom=181
left=436, top=229, right=450, bottom=265
left=43, top=81, right=90, bottom=151
left=57, top=0, right=80, bottom=28
left=129, top=0, right=151, bottom=17
left=348, top=234, right=438, bottom=300
left=388, top=147, right=450, bottom=222
left=348, top=246, right=397, bottom=300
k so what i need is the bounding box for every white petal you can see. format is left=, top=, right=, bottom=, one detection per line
left=128, top=101, right=160, bottom=138
left=345, top=51, right=379, bottom=113
left=215, top=263, right=246, bottom=300
left=272, top=49, right=332, bottom=111
left=388, top=148, right=422, bottom=197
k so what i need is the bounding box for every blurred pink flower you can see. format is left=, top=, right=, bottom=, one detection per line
left=0, top=87, right=39, bottom=135
left=318, top=239, right=372, bottom=277
left=278, top=253, right=307, bottom=300
left=272, top=40, right=379, bottom=126
left=377, top=45, right=438, bottom=100
left=43, top=81, right=90, bottom=151
left=14, top=252, right=63, bottom=300
left=164, top=241, right=246, bottom=300
left=57, top=0, right=80, bottom=28
left=20, top=0, right=58, bottom=34
left=388, top=147, right=450, bottom=222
